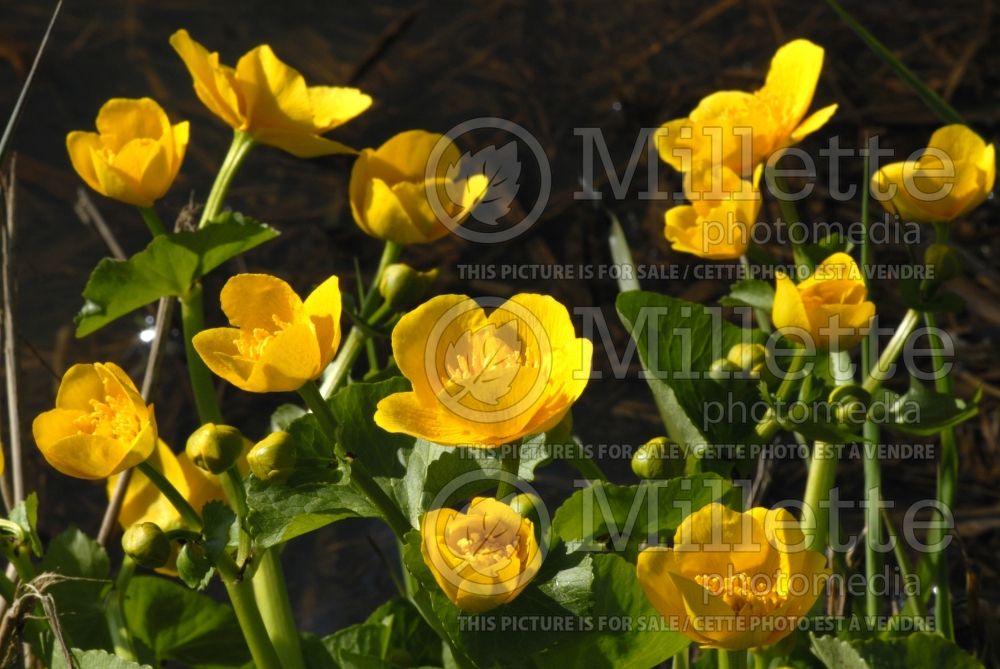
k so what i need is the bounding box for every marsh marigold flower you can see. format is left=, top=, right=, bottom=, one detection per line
left=656, top=39, right=837, bottom=176
left=32, top=363, right=156, bottom=479
left=664, top=165, right=761, bottom=260
left=421, top=497, right=542, bottom=613
left=374, top=293, right=592, bottom=446
left=637, top=503, right=829, bottom=650
left=772, top=252, right=875, bottom=350
left=871, top=124, right=995, bottom=223
left=350, top=130, right=488, bottom=245
left=170, top=29, right=371, bottom=157
left=193, top=273, right=342, bottom=393
left=67, top=98, right=189, bottom=207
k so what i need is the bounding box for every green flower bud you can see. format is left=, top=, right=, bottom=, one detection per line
left=631, top=437, right=684, bottom=480
left=508, top=492, right=543, bottom=520
left=248, top=431, right=297, bottom=484
left=708, top=358, right=741, bottom=380
left=924, top=243, right=963, bottom=286
left=378, top=264, right=439, bottom=311
left=727, top=343, right=767, bottom=371
left=122, top=522, right=170, bottom=569
left=185, top=423, right=248, bottom=474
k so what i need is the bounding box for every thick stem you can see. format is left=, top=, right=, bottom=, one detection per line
left=136, top=461, right=202, bottom=530
left=672, top=647, right=690, bottom=669
left=564, top=441, right=610, bottom=483
left=754, top=346, right=809, bottom=441
left=252, top=549, right=306, bottom=669
left=923, top=310, right=957, bottom=640
left=220, top=468, right=251, bottom=566
left=180, top=283, right=224, bottom=425
left=216, top=552, right=282, bottom=669
left=801, top=441, right=839, bottom=553
left=138, top=206, right=166, bottom=237
left=718, top=649, right=747, bottom=669
left=297, top=381, right=340, bottom=457
left=106, top=557, right=138, bottom=662
left=494, top=442, right=521, bottom=501
left=199, top=130, right=255, bottom=229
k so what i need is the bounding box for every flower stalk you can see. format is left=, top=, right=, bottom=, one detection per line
left=198, top=130, right=254, bottom=228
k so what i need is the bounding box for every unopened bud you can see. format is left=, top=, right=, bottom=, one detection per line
left=631, top=437, right=684, bottom=480
left=709, top=358, right=742, bottom=381
left=248, top=431, right=297, bottom=484
left=122, top=522, right=170, bottom=569
left=185, top=423, right=248, bottom=474
left=378, top=264, right=438, bottom=311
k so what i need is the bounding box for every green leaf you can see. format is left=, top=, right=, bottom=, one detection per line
left=201, top=501, right=236, bottom=564
left=270, top=403, right=307, bottom=432
left=53, top=649, right=154, bottom=669
left=871, top=380, right=980, bottom=436
left=364, top=598, right=444, bottom=668
left=75, top=212, right=278, bottom=337
left=616, top=291, right=765, bottom=459
left=176, top=543, right=214, bottom=590
left=539, top=554, right=689, bottom=668
left=331, top=377, right=413, bottom=479
left=9, top=492, right=42, bottom=556
left=38, top=528, right=112, bottom=653
left=123, top=575, right=250, bottom=667
left=551, top=475, right=730, bottom=561
left=810, top=634, right=870, bottom=669
left=719, top=279, right=775, bottom=311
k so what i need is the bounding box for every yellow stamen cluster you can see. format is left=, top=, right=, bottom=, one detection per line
left=74, top=394, right=141, bottom=442
left=695, top=571, right=785, bottom=616
left=452, top=525, right=520, bottom=577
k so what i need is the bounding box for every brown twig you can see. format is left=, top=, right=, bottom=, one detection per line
left=73, top=188, right=126, bottom=261
left=1, top=159, right=21, bottom=509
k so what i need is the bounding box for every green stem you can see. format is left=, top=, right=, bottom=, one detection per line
left=755, top=346, right=809, bottom=441
left=861, top=308, right=921, bottom=395
left=859, top=150, right=882, bottom=619
left=739, top=255, right=771, bottom=334
left=137, top=461, right=202, bottom=530
left=564, top=442, right=610, bottom=482
left=718, top=649, right=747, bottom=669
left=319, top=241, right=402, bottom=398
left=106, top=557, right=138, bottom=662
left=298, top=380, right=411, bottom=538
left=199, top=130, right=255, bottom=229
left=138, top=206, right=167, bottom=237
left=220, top=468, right=251, bottom=566
left=923, top=309, right=957, bottom=640
left=180, top=283, right=224, bottom=425
left=768, top=170, right=810, bottom=273
left=802, top=440, right=839, bottom=552
left=7, top=546, right=34, bottom=582
left=495, top=442, right=521, bottom=501
left=216, top=551, right=282, bottom=669
left=252, top=549, right=306, bottom=669
left=673, top=647, right=690, bottom=669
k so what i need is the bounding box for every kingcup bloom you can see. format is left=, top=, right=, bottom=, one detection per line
left=32, top=363, right=157, bottom=480
left=193, top=273, right=342, bottom=393
left=656, top=39, right=837, bottom=177
left=374, top=293, right=592, bottom=446
left=350, top=130, right=488, bottom=245
left=108, top=439, right=225, bottom=532
left=637, top=503, right=829, bottom=650
left=772, top=252, right=875, bottom=350
left=421, top=497, right=541, bottom=613
left=67, top=98, right=189, bottom=207
left=664, top=165, right=762, bottom=260
left=871, top=124, right=995, bottom=223
left=170, top=29, right=371, bottom=157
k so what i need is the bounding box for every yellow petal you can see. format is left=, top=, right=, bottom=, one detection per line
left=54, top=363, right=106, bottom=411
left=94, top=98, right=171, bottom=151
left=220, top=273, right=303, bottom=331
left=357, top=177, right=423, bottom=244
left=790, top=103, right=838, bottom=144
left=302, top=275, right=342, bottom=367
left=654, top=118, right=695, bottom=173
left=169, top=30, right=244, bottom=129
left=371, top=130, right=458, bottom=183
left=66, top=131, right=104, bottom=195
left=109, top=137, right=170, bottom=205
left=757, top=39, right=826, bottom=136
left=771, top=271, right=811, bottom=339
left=308, top=86, right=372, bottom=132
left=375, top=391, right=485, bottom=445
left=193, top=327, right=255, bottom=389
left=37, top=432, right=130, bottom=480
left=250, top=128, right=357, bottom=158
left=245, top=319, right=322, bottom=392
left=235, top=44, right=313, bottom=128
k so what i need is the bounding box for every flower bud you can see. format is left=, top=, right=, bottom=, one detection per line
left=378, top=264, right=438, bottom=311
left=924, top=243, right=963, bottom=287
left=508, top=492, right=543, bottom=521
left=708, top=358, right=741, bottom=380
left=631, top=437, right=685, bottom=480
left=122, top=522, right=171, bottom=569
left=185, top=423, right=248, bottom=474
left=727, top=343, right=767, bottom=371
left=248, top=431, right=297, bottom=484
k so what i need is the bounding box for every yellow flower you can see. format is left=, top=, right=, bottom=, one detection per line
left=170, top=29, right=371, bottom=157
left=871, top=124, right=995, bottom=223
left=108, top=439, right=225, bottom=532
left=66, top=98, right=189, bottom=207
left=637, top=503, right=829, bottom=650
left=374, top=294, right=592, bottom=446
left=32, top=363, right=157, bottom=480
left=664, top=165, right=762, bottom=260
left=193, top=273, right=342, bottom=393
left=349, top=130, right=488, bottom=245
left=772, top=252, right=875, bottom=351
left=421, top=497, right=542, bottom=613
left=656, top=40, right=837, bottom=176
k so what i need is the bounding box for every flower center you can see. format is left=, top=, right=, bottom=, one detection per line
left=73, top=393, right=141, bottom=442
left=443, top=322, right=531, bottom=406
left=695, top=571, right=786, bottom=616
left=451, top=525, right=520, bottom=577
left=234, top=315, right=291, bottom=361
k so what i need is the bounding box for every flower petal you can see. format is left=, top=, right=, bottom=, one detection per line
left=220, top=273, right=303, bottom=331
left=169, top=29, right=244, bottom=129
left=302, top=275, right=342, bottom=367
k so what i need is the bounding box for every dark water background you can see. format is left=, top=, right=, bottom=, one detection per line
left=0, top=0, right=998, bottom=643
